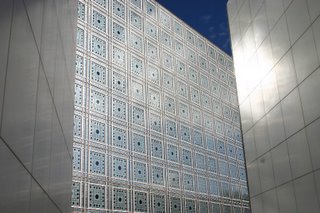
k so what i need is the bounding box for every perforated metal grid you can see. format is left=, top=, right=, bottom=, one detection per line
left=73, top=0, right=249, bottom=212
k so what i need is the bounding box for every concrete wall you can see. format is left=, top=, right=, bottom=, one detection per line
left=0, top=0, right=76, bottom=212
left=228, top=0, right=320, bottom=212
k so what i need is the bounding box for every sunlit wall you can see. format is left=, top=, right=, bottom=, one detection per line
left=228, top=0, right=320, bottom=212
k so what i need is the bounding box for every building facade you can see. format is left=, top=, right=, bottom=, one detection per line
left=0, top=0, right=76, bottom=212
left=228, top=0, right=320, bottom=212
left=72, top=0, right=250, bottom=212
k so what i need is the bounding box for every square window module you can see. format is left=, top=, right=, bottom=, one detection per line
left=170, top=197, right=181, bottom=213
left=131, top=56, right=144, bottom=77
left=91, top=62, right=106, bottom=85
left=92, top=10, right=106, bottom=32
left=93, top=0, right=107, bottom=8
left=130, top=33, right=143, bottom=53
left=132, top=106, right=145, bottom=126
left=112, top=70, right=126, bottom=94
left=199, top=202, right=209, bottom=213
left=163, top=72, right=174, bottom=90
left=195, top=153, right=205, bottom=170
left=234, top=128, right=242, bottom=142
left=209, top=180, right=219, bottom=195
left=192, top=109, right=201, bottom=126
left=189, top=67, right=198, bottom=84
left=89, top=184, right=105, bottom=209
left=168, top=170, right=180, bottom=188
left=74, top=84, right=83, bottom=106
left=89, top=119, right=105, bottom=143
left=152, top=166, right=164, bottom=185
left=229, top=163, right=238, bottom=179
left=150, top=113, right=161, bottom=132
left=76, top=27, right=85, bottom=48
left=148, top=89, right=160, bottom=108
left=209, top=62, right=219, bottom=79
left=206, top=135, right=215, bottom=151
left=112, top=98, right=127, bottom=120
left=72, top=182, right=80, bottom=206
left=182, top=149, right=192, bottom=166
left=113, top=0, right=125, bottom=19
left=199, top=56, right=207, bottom=70
left=147, top=65, right=160, bottom=85
left=130, top=11, right=142, bottom=30
left=78, top=1, right=85, bottom=21
left=187, top=48, right=196, bottom=64
left=146, top=42, right=158, bottom=61
left=232, top=111, right=240, bottom=124
left=218, top=53, right=225, bottom=66
left=133, top=161, right=147, bottom=182
left=229, top=75, right=237, bottom=89
left=220, top=70, right=228, bottom=84
left=215, top=119, right=224, bottom=135
left=160, top=11, right=171, bottom=29
left=146, top=21, right=158, bottom=40
left=113, top=22, right=125, bottom=43
left=167, top=144, right=178, bottom=162
left=219, top=160, right=229, bottom=177
left=164, top=95, right=175, bottom=114
left=89, top=151, right=105, bottom=175
left=90, top=90, right=105, bottom=113
left=186, top=30, right=195, bottom=45
left=221, top=182, right=230, bottom=197
left=202, top=93, right=211, bottom=110
left=112, top=127, right=127, bottom=149
left=176, top=60, right=186, bottom=77
left=239, top=167, right=247, bottom=181
left=131, top=0, right=141, bottom=8
left=151, top=139, right=163, bottom=158
left=208, top=157, right=217, bottom=173
left=220, top=86, right=229, bottom=102
left=204, top=113, right=213, bottom=130
left=132, top=81, right=145, bottom=101
left=113, top=188, right=128, bottom=210
left=183, top=173, right=194, bottom=191
left=174, top=40, right=184, bottom=56
left=223, top=105, right=232, bottom=120
left=176, top=81, right=188, bottom=98
left=208, top=46, right=216, bottom=60
left=113, top=156, right=127, bottom=179
left=132, top=133, right=146, bottom=154
left=198, top=38, right=206, bottom=52
left=162, top=52, right=173, bottom=69
left=178, top=102, right=189, bottom=120
left=113, top=46, right=126, bottom=68
left=198, top=177, right=207, bottom=193
left=75, top=54, right=84, bottom=76
left=73, top=147, right=81, bottom=170
left=193, top=130, right=203, bottom=147
left=134, top=191, right=148, bottom=212
left=161, top=31, right=172, bottom=47
left=174, top=21, right=183, bottom=36
left=211, top=80, right=220, bottom=97
left=146, top=1, right=156, bottom=18
left=236, top=148, right=244, bottom=161
left=180, top=125, right=190, bottom=142
left=225, top=124, right=233, bottom=139
left=91, top=35, right=106, bottom=58
left=200, top=75, right=209, bottom=90
left=216, top=138, right=225, bottom=155
left=213, top=100, right=222, bottom=115
left=153, top=194, right=165, bottom=213
left=190, top=87, right=200, bottom=104
left=166, top=119, right=177, bottom=138
left=185, top=199, right=196, bottom=213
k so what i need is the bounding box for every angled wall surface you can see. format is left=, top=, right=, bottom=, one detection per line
left=228, top=0, right=320, bottom=212
left=71, top=0, right=250, bottom=212
left=0, top=0, right=76, bottom=212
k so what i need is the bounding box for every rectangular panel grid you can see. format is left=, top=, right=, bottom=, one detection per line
left=73, top=0, right=249, bottom=212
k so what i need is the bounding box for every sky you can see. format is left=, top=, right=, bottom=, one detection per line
left=156, top=0, right=232, bottom=56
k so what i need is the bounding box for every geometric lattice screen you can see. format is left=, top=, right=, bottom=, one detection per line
left=73, top=0, right=250, bottom=212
